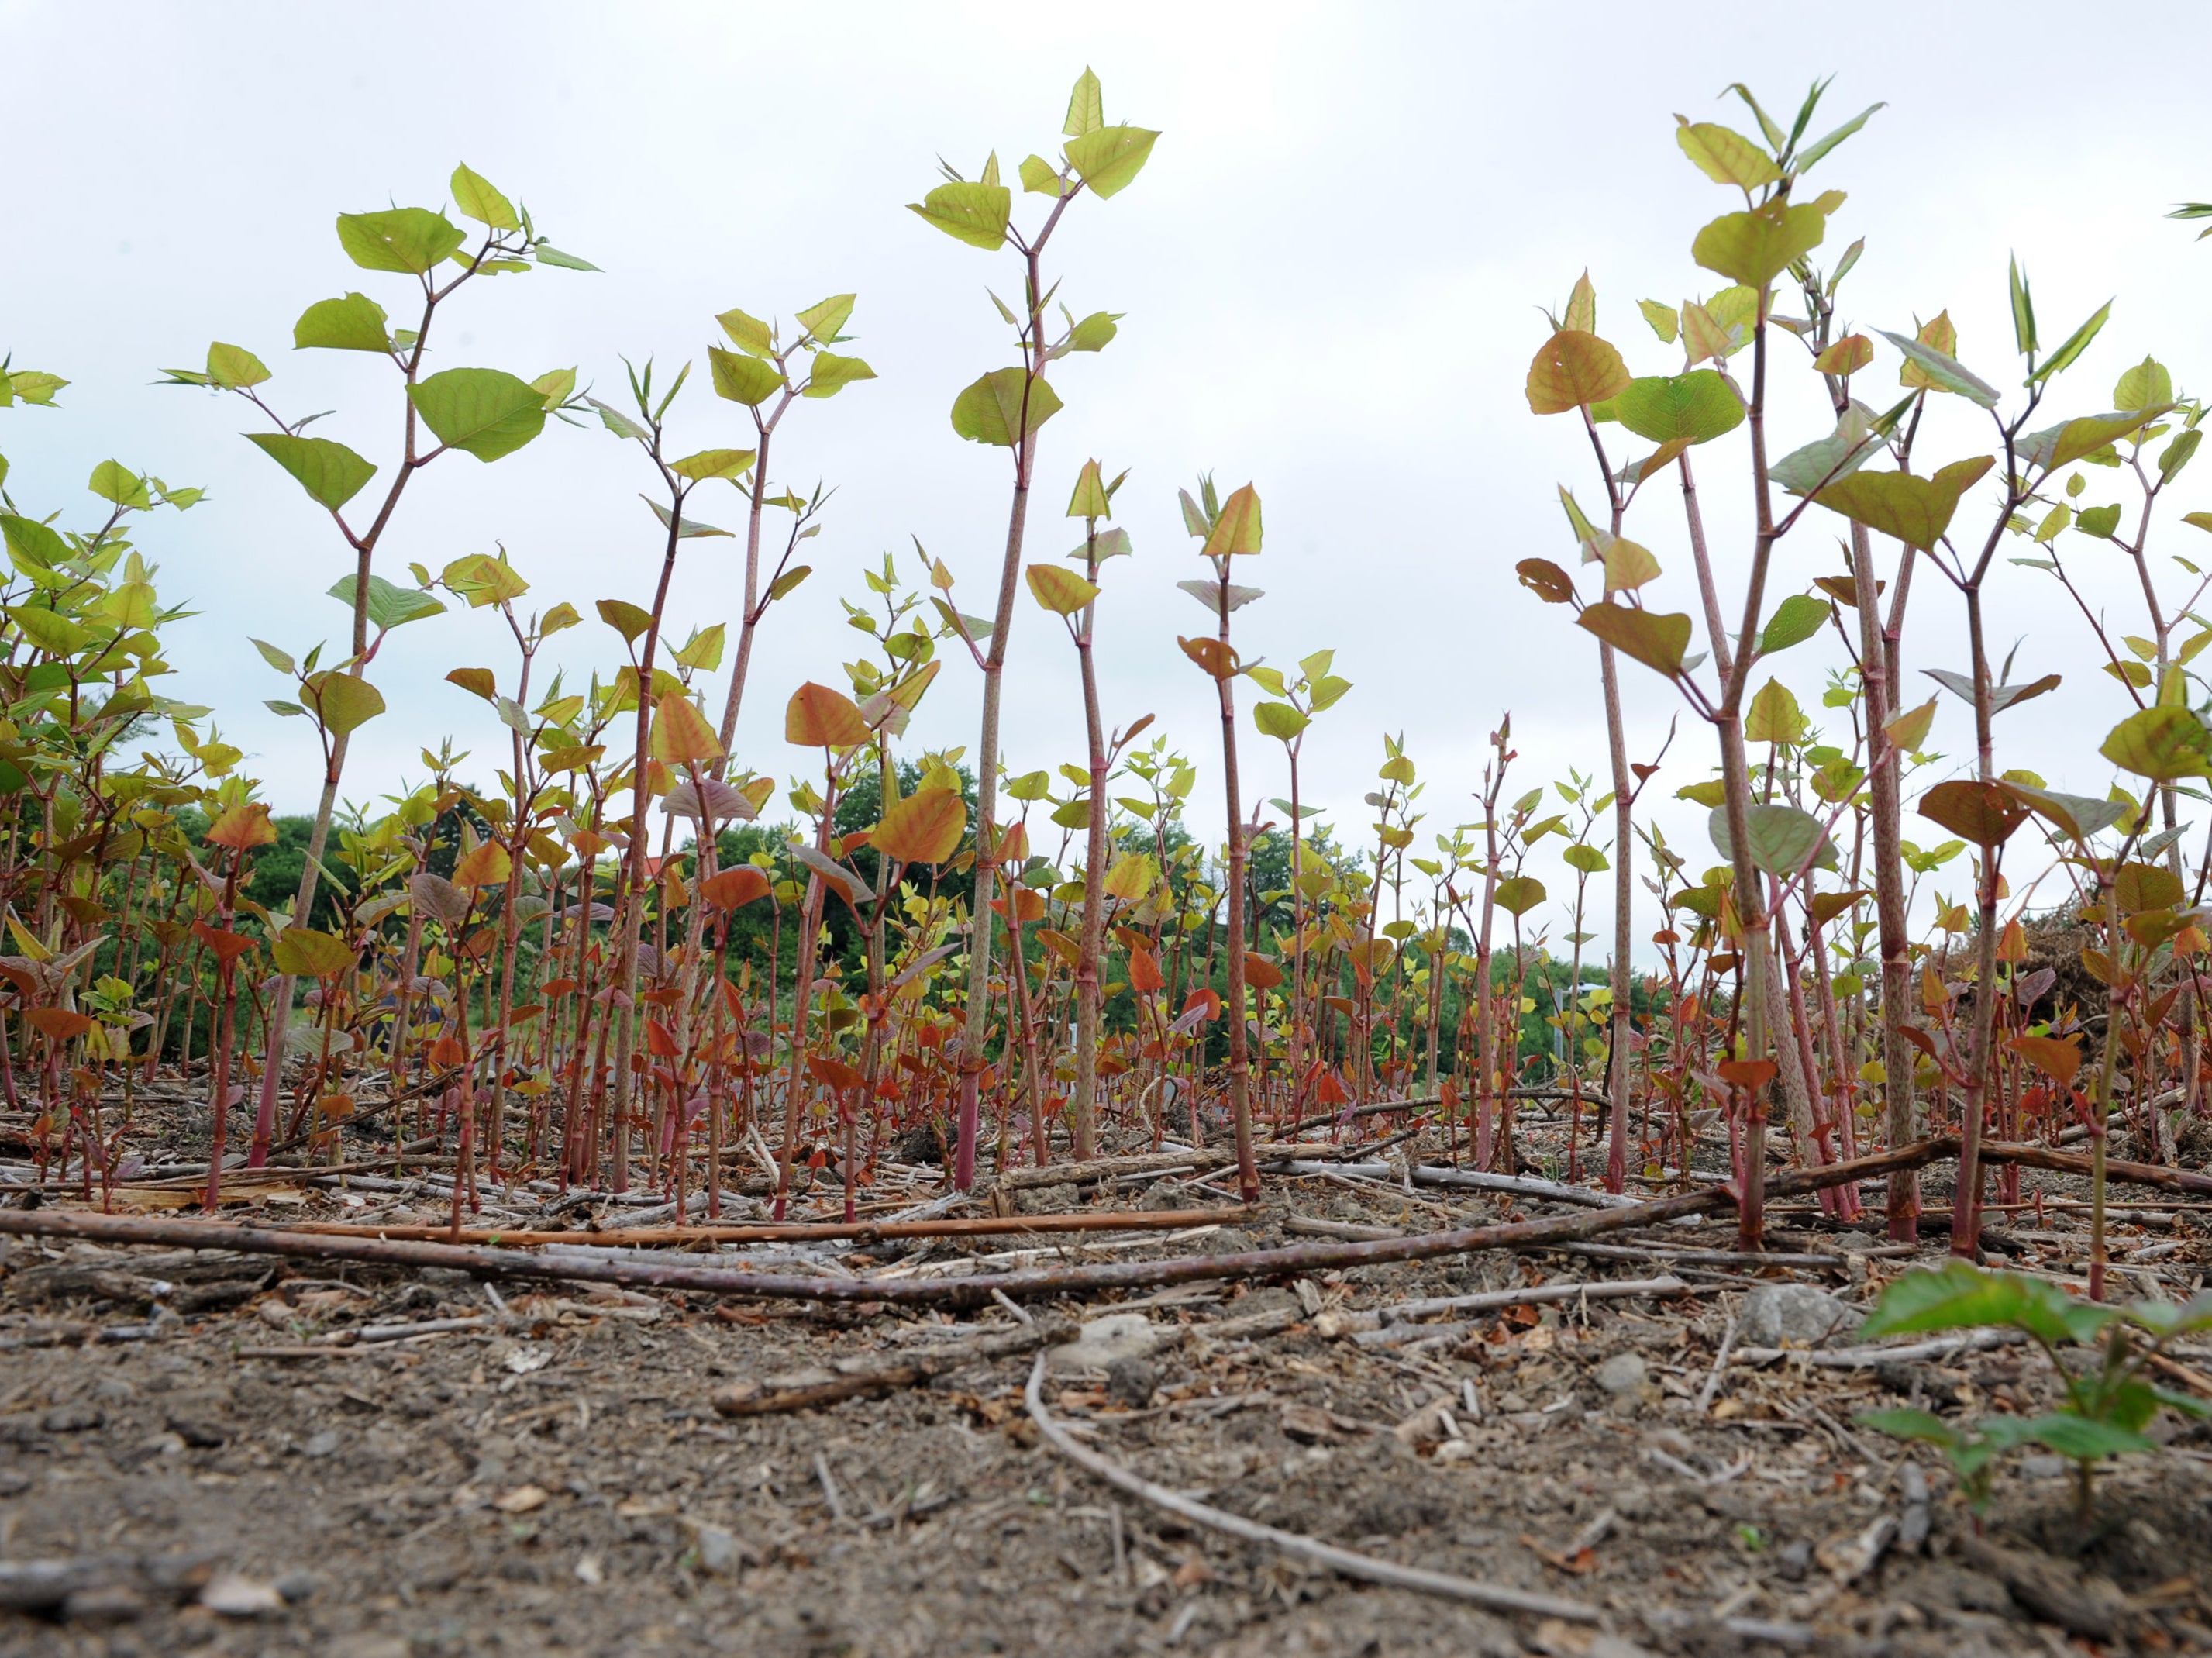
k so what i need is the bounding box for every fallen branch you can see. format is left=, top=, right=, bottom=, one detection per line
left=992, top=1144, right=1331, bottom=1194
left=1979, top=1139, right=2212, bottom=1197
left=261, top=1206, right=1255, bottom=1249
left=1022, top=1355, right=1599, bottom=1622
left=1730, top=1327, right=2028, bottom=1368
left=0, top=1139, right=1947, bottom=1308
left=1411, top=1166, right=1641, bottom=1210
left=711, top=1320, right=1071, bottom=1416
left=1320, top=1276, right=1690, bottom=1343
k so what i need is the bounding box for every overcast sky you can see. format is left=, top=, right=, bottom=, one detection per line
left=9, top=1, right=2212, bottom=949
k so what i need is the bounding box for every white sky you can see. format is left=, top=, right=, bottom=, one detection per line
left=9, top=1, right=2212, bottom=951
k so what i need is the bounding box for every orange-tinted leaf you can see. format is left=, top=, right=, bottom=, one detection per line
left=25, top=1008, right=94, bottom=1041
left=452, top=839, right=512, bottom=889
left=785, top=681, right=870, bottom=747
left=1128, top=946, right=1165, bottom=994
left=700, top=867, right=772, bottom=910
left=2009, top=1033, right=2082, bottom=1087
left=205, top=802, right=277, bottom=851
left=873, top=786, right=967, bottom=865
left=191, top=922, right=256, bottom=963
left=1525, top=329, right=1631, bottom=415
left=1716, top=1058, right=1776, bottom=1090
left=650, top=690, right=725, bottom=767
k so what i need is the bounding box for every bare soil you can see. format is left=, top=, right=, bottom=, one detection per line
left=3, top=1105, right=2210, bottom=1656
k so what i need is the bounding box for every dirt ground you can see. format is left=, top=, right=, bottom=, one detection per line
left=3, top=1108, right=2210, bottom=1656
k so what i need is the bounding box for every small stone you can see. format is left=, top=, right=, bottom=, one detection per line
left=2021, top=1453, right=2066, bottom=1479
left=1595, top=1353, right=1647, bottom=1397
left=62, top=1584, right=146, bottom=1624
left=274, top=1570, right=320, bottom=1604
left=574, top=1553, right=605, bottom=1586
left=200, top=1573, right=285, bottom=1617
left=1104, top=1356, right=1158, bottom=1408
left=40, top=1404, right=104, bottom=1434
left=1739, top=1283, right=1851, bottom=1347
left=1046, top=1312, right=1163, bottom=1374
left=693, top=1523, right=742, bottom=1574
left=494, top=1484, right=549, bottom=1514
left=303, top=1429, right=339, bottom=1459
left=0, top=1468, right=31, bottom=1496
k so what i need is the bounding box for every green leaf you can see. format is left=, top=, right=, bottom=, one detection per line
left=669, top=448, right=756, bottom=482
left=1018, top=154, right=1061, bottom=195
left=1814, top=456, right=1994, bottom=550
left=803, top=350, right=876, bottom=399
left=673, top=623, right=725, bottom=671
left=2114, top=357, right=2172, bottom=412
left=327, top=573, right=445, bottom=632
left=1675, top=121, right=1780, bottom=190
left=305, top=671, right=385, bottom=737
left=794, top=294, right=855, bottom=343
left=586, top=398, right=649, bottom=441
left=1856, top=1408, right=1963, bottom=1451
left=1757, top=593, right=1828, bottom=656
left=1253, top=701, right=1309, bottom=742
left=2016, top=409, right=2165, bottom=474
left=1769, top=400, right=1895, bottom=495
left=2019, top=1413, right=2156, bottom=1460
left=1710, top=801, right=1833, bottom=876
left=4, top=369, right=67, bottom=405
left=1063, top=126, right=1159, bottom=199
left=251, top=637, right=296, bottom=675
left=1692, top=201, right=1826, bottom=287
left=2161, top=429, right=2201, bottom=482
left=87, top=460, right=150, bottom=509
left=450, top=163, right=519, bottom=231
left=1064, top=67, right=1104, bottom=138
left=1997, top=781, right=2127, bottom=843
left=2031, top=301, right=2113, bottom=384
left=245, top=433, right=377, bottom=512
left=1858, top=1260, right=2115, bottom=1346
left=951, top=368, right=1062, bottom=446
left=205, top=343, right=270, bottom=389
left=1493, top=875, right=1546, bottom=916
left=708, top=345, right=787, bottom=407
left=293, top=293, right=391, bottom=353
left=1, top=514, right=67, bottom=570
left=532, top=244, right=600, bottom=272
left=2118, top=1290, right=2212, bottom=1340
left=2102, top=705, right=2212, bottom=782
left=2076, top=503, right=2124, bottom=538
left=715, top=307, right=774, bottom=357
left=1615, top=371, right=1744, bottom=446
left=1796, top=102, right=1885, bottom=171
left=1025, top=564, right=1099, bottom=615
left=272, top=926, right=356, bottom=978
left=1922, top=667, right=2061, bottom=715
left=407, top=367, right=548, bottom=462
left=1064, top=311, right=1120, bottom=353
left=907, top=181, right=1011, bottom=250
left=1576, top=601, right=1691, bottom=677
left=597, top=598, right=655, bottom=646
left=530, top=367, right=576, bottom=410
left=335, top=207, right=465, bottom=274
left=2008, top=255, right=2038, bottom=356
left=6, top=605, right=91, bottom=657
left=643, top=497, right=731, bottom=539
left=1880, top=329, right=2001, bottom=408
left=1563, top=842, right=1609, bottom=873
